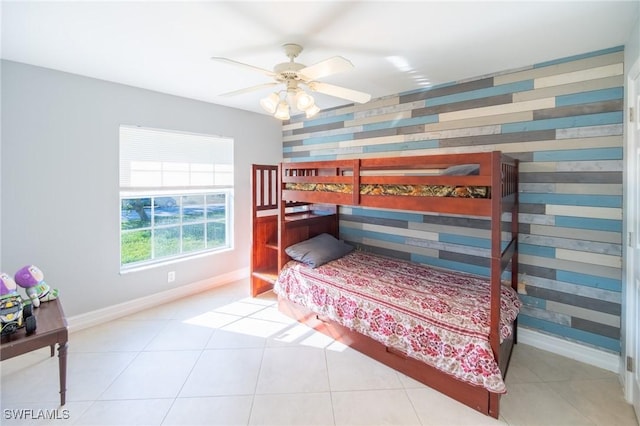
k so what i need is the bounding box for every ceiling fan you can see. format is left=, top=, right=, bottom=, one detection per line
left=211, top=43, right=371, bottom=120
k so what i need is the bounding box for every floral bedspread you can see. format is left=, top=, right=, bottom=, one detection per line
left=274, top=251, right=521, bottom=393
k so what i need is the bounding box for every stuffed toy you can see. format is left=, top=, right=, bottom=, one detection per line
left=0, top=272, right=18, bottom=297
left=14, top=265, right=58, bottom=308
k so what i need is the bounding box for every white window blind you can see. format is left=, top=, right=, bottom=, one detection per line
left=119, top=126, right=233, bottom=190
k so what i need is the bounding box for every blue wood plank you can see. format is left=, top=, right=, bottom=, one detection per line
left=556, top=88, right=623, bottom=107
left=533, top=147, right=623, bottom=161
left=348, top=208, right=425, bottom=223
left=556, top=270, right=622, bottom=292
left=339, top=228, right=408, bottom=245
left=555, top=216, right=622, bottom=232
left=519, top=243, right=556, bottom=258
left=519, top=193, right=621, bottom=208
left=302, top=133, right=354, bottom=145
left=520, top=294, right=547, bottom=309
left=411, top=254, right=490, bottom=277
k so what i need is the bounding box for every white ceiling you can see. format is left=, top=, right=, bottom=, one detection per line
left=2, top=1, right=638, bottom=116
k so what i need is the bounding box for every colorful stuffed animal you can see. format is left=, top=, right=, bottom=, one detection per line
left=0, top=272, right=18, bottom=297
left=14, top=265, right=58, bottom=308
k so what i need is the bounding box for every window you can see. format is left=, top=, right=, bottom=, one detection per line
left=119, top=126, right=233, bottom=270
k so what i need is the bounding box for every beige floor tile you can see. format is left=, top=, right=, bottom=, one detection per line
left=143, top=320, right=215, bottom=351
left=65, top=352, right=137, bottom=402
left=396, top=371, right=429, bottom=389
left=168, top=292, right=247, bottom=321
left=180, top=310, right=242, bottom=330
left=249, top=304, right=298, bottom=324
left=512, top=344, right=614, bottom=382
left=206, top=327, right=268, bottom=349
left=213, top=300, right=269, bottom=317
left=99, top=351, right=201, bottom=400
left=500, top=381, right=596, bottom=425
left=0, top=347, right=52, bottom=374
left=504, top=361, right=543, bottom=385
left=547, top=378, right=638, bottom=426
left=73, top=398, right=173, bottom=425
left=178, top=348, right=263, bottom=397
left=124, top=302, right=179, bottom=321
left=1, top=354, right=64, bottom=404
left=256, top=346, right=330, bottom=394
left=266, top=321, right=336, bottom=349
left=163, top=395, right=253, bottom=425
left=332, top=389, right=421, bottom=426
left=214, top=316, right=291, bottom=340
left=69, top=319, right=167, bottom=353
left=326, top=346, right=403, bottom=391
left=249, top=392, right=334, bottom=426
left=406, top=387, right=505, bottom=426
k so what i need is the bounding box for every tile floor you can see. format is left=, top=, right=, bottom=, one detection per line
left=1, top=279, right=637, bottom=426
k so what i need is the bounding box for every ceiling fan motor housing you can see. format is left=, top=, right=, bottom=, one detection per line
left=274, top=62, right=306, bottom=83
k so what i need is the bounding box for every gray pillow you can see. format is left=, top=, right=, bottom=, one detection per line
left=442, top=164, right=479, bottom=175
left=285, top=233, right=354, bottom=268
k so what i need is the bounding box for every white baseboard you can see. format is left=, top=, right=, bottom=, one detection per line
left=67, top=268, right=249, bottom=332
left=517, top=326, right=621, bottom=373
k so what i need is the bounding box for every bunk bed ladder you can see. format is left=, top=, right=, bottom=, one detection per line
left=250, top=165, right=279, bottom=296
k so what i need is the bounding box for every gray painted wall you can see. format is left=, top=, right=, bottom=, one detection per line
left=1, top=60, right=282, bottom=317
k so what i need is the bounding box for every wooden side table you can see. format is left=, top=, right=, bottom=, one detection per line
left=0, top=298, right=68, bottom=406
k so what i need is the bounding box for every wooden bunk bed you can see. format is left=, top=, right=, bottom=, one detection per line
left=250, top=151, right=519, bottom=418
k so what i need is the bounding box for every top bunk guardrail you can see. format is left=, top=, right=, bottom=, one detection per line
left=281, top=151, right=518, bottom=217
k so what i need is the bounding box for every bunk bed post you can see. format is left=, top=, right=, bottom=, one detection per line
left=489, top=151, right=503, bottom=417
left=352, top=159, right=361, bottom=206
left=489, top=151, right=502, bottom=357
left=510, top=157, right=520, bottom=344
left=278, top=163, right=287, bottom=272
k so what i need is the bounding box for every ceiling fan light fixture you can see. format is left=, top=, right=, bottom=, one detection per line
left=305, top=104, right=320, bottom=119
left=260, top=92, right=280, bottom=114
left=274, top=100, right=290, bottom=120
left=213, top=43, right=370, bottom=120
left=295, top=90, right=315, bottom=111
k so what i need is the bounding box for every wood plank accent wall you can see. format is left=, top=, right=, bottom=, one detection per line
left=281, top=46, right=624, bottom=354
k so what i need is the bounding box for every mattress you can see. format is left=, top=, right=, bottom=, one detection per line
left=274, top=250, right=521, bottom=393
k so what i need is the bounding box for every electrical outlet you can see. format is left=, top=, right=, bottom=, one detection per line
left=168, top=271, right=176, bottom=283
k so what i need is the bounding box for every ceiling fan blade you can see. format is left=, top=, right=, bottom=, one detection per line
left=211, top=57, right=276, bottom=78
left=299, top=56, right=354, bottom=81
left=307, top=81, right=371, bottom=104
left=219, top=82, right=278, bottom=97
